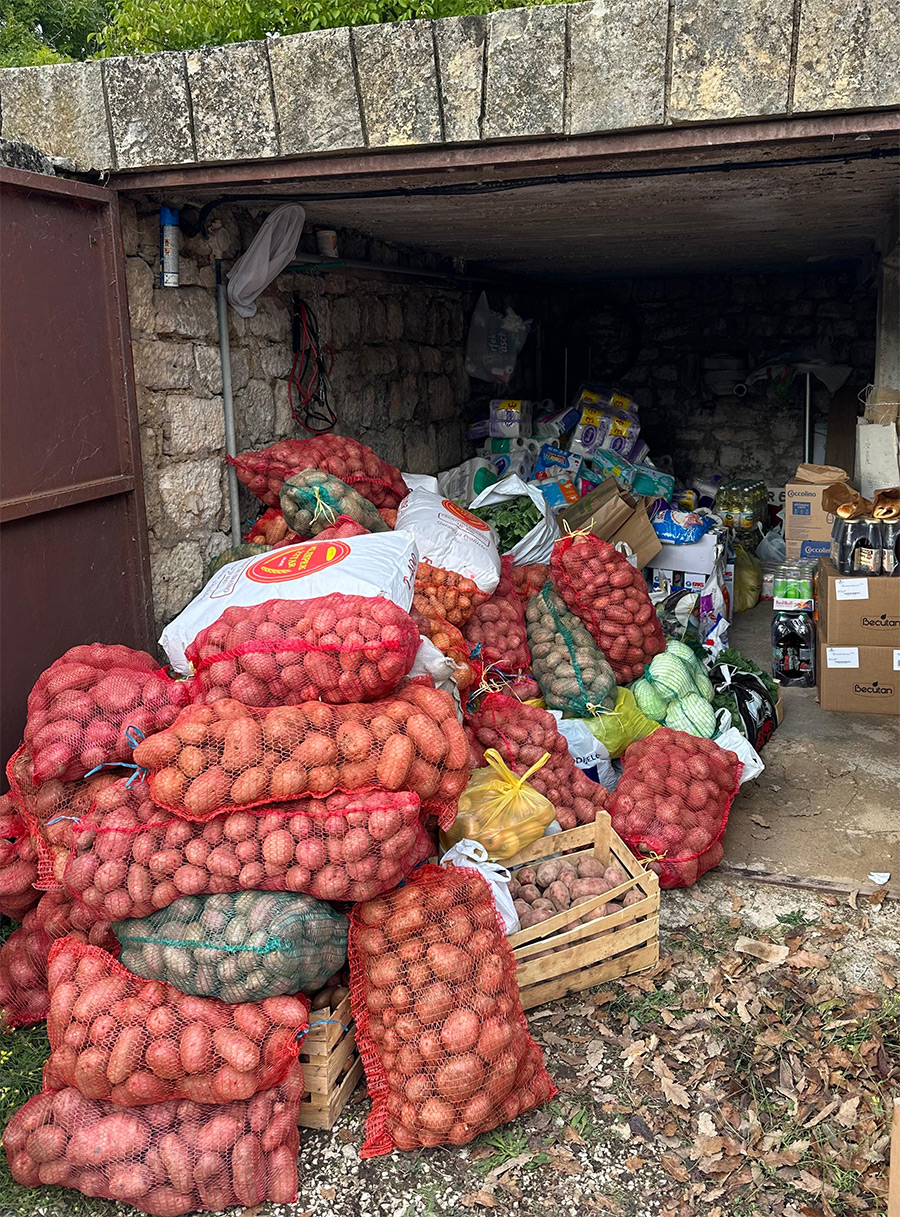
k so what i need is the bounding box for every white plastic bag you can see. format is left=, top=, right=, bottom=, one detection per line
left=402, top=472, right=441, bottom=494
left=396, top=487, right=501, bottom=593
left=715, top=726, right=764, bottom=783
left=409, top=636, right=463, bottom=721
left=160, top=532, right=419, bottom=674
left=440, top=839, right=520, bottom=934
left=468, top=473, right=560, bottom=565
left=437, top=458, right=498, bottom=504
left=548, top=711, right=618, bottom=791
left=465, top=292, right=529, bottom=385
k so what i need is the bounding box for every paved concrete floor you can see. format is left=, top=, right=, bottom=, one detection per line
left=722, top=602, right=899, bottom=887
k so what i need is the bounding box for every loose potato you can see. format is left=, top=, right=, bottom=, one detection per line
left=604, top=866, right=626, bottom=887
left=517, top=866, right=537, bottom=887
left=545, top=882, right=571, bottom=913
left=519, top=884, right=541, bottom=905
left=534, top=860, right=562, bottom=888
left=530, top=898, right=556, bottom=913
left=576, top=856, right=605, bottom=879
left=623, top=890, right=644, bottom=908
left=513, top=900, right=530, bottom=920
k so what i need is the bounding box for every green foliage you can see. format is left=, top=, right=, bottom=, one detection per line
left=0, top=0, right=111, bottom=66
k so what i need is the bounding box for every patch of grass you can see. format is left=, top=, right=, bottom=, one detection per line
left=775, top=909, right=820, bottom=928
left=834, top=993, right=900, bottom=1054
left=476, top=1125, right=530, bottom=1172
left=608, top=987, right=684, bottom=1026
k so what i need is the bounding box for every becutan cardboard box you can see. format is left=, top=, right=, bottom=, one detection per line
left=818, top=642, right=900, bottom=714
left=818, top=558, right=900, bottom=646
left=558, top=477, right=662, bottom=570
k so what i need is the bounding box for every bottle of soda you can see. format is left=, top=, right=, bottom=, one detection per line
left=830, top=517, right=850, bottom=571
left=845, top=517, right=882, bottom=575
left=882, top=519, right=900, bottom=576
left=771, top=610, right=816, bottom=688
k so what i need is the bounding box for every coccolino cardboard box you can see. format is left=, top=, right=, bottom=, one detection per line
left=783, top=482, right=834, bottom=559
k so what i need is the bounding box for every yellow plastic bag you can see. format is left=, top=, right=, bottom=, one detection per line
left=584, top=686, right=660, bottom=759
left=733, top=543, right=762, bottom=612
left=440, top=749, right=556, bottom=861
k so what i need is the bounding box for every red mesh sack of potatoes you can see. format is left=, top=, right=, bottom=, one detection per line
left=413, top=560, right=491, bottom=627
left=0, top=791, right=40, bottom=919
left=0, top=891, right=116, bottom=1030
left=243, top=507, right=303, bottom=548
left=23, top=644, right=190, bottom=786
left=463, top=556, right=531, bottom=677
left=134, top=684, right=468, bottom=826
left=509, top=563, right=549, bottom=608
left=608, top=728, right=741, bottom=888
left=550, top=534, right=666, bottom=683
left=315, top=514, right=370, bottom=541
left=47, top=777, right=432, bottom=919
left=412, top=610, right=477, bottom=693
left=4, top=1073, right=303, bottom=1215
left=349, top=864, right=555, bottom=1156
left=44, top=938, right=307, bottom=1106
left=185, top=594, right=420, bottom=707
left=465, top=694, right=608, bottom=831
left=228, top=435, right=408, bottom=510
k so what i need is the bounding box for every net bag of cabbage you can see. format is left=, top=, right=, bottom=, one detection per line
left=185, top=593, right=420, bottom=707
left=228, top=434, right=408, bottom=510
left=4, top=1073, right=303, bottom=1214
left=36, top=775, right=431, bottom=918
left=465, top=693, right=609, bottom=830
left=280, top=468, right=389, bottom=538
left=0, top=891, right=116, bottom=1030
left=133, top=683, right=468, bottom=825
left=440, top=750, right=556, bottom=861
left=22, top=644, right=189, bottom=786
left=526, top=582, right=616, bottom=717
left=0, top=791, right=40, bottom=919
left=243, top=507, right=303, bottom=548
left=113, top=890, right=347, bottom=1003
left=550, top=533, right=666, bottom=683
left=463, top=555, right=531, bottom=676
left=44, top=938, right=308, bottom=1105
left=607, top=728, right=741, bottom=888
left=349, top=864, right=555, bottom=1155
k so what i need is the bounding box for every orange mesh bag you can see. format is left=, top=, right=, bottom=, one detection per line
left=510, top=563, right=549, bottom=608
left=228, top=434, right=408, bottom=510
left=378, top=508, right=398, bottom=529
left=349, top=864, right=555, bottom=1156
left=133, top=684, right=468, bottom=825
left=243, top=507, right=303, bottom=548
left=185, top=593, right=419, bottom=707
left=550, top=534, right=666, bottom=684
left=4, top=1074, right=303, bottom=1214
left=413, top=560, right=491, bottom=627
left=608, top=728, right=741, bottom=889
left=463, top=556, right=531, bottom=677
left=464, top=693, right=608, bottom=830
left=315, top=514, right=370, bottom=541
left=0, top=891, right=116, bottom=1030
left=23, top=645, right=189, bottom=786
left=411, top=610, right=476, bottom=693
left=44, top=938, right=307, bottom=1106
left=45, top=778, right=432, bottom=919
left=0, top=791, right=40, bottom=919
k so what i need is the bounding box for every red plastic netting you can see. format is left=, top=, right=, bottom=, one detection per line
left=413, top=561, right=491, bottom=627
left=315, top=515, right=370, bottom=541
left=243, top=508, right=303, bottom=548
left=38, top=776, right=432, bottom=918
left=4, top=1076, right=302, bottom=1214
left=0, top=891, right=116, bottom=1030
left=464, top=693, right=608, bottom=831
left=608, top=729, right=741, bottom=888
left=44, top=939, right=307, bottom=1105
left=550, top=534, right=666, bottom=683
left=133, top=684, right=468, bottom=825
left=378, top=508, right=398, bottom=529
left=411, top=610, right=476, bottom=693
left=463, top=556, right=531, bottom=677
left=23, top=645, right=189, bottom=786
left=228, top=435, right=408, bottom=510
left=349, top=864, right=555, bottom=1156
left=509, top=563, right=549, bottom=608
left=0, top=791, right=39, bottom=919
left=185, top=594, right=420, bottom=707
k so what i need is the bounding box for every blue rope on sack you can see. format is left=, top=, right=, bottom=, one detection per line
left=296, top=1018, right=350, bottom=1043
left=124, top=726, right=147, bottom=749
left=83, top=761, right=148, bottom=787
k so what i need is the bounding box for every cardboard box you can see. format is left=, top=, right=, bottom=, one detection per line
left=653, top=529, right=722, bottom=577
left=558, top=477, right=661, bottom=569
left=818, top=643, right=900, bottom=714
left=784, top=482, right=835, bottom=544
left=817, top=558, right=900, bottom=646
left=786, top=538, right=831, bottom=562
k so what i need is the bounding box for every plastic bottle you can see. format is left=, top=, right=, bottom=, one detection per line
left=844, top=517, right=882, bottom=575
left=771, top=611, right=816, bottom=688
left=882, top=520, right=900, bottom=576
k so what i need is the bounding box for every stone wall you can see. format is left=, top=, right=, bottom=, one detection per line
left=533, top=267, right=877, bottom=487
left=123, top=200, right=471, bottom=629
left=2, top=0, right=898, bottom=172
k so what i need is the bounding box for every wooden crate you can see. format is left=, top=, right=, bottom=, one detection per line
left=506, top=812, right=660, bottom=1010
left=296, top=993, right=364, bottom=1131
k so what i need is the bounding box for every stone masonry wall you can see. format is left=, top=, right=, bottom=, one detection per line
left=123, top=200, right=471, bottom=630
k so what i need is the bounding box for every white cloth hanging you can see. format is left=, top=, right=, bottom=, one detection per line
left=226, top=203, right=306, bottom=317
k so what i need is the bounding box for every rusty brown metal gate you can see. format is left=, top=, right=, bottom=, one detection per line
left=0, top=166, right=154, bottom=787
